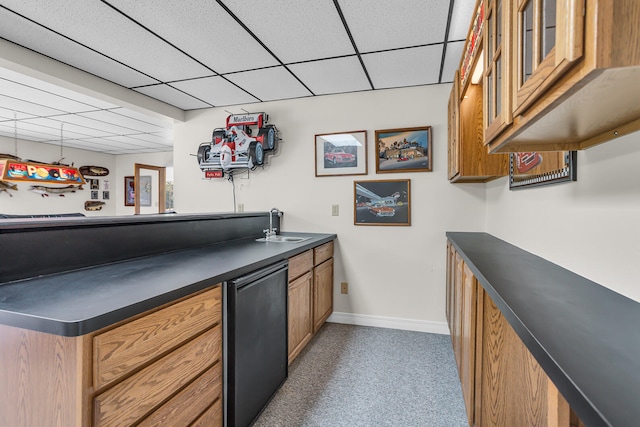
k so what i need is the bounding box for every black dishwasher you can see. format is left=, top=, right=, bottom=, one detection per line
left=224, top=260, right=288, bottom=427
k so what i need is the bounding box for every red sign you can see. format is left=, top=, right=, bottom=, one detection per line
left=205, top=170, right=223, bottom=178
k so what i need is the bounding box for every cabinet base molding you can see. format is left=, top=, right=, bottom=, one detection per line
left=327, top=312, right=448, bottom=335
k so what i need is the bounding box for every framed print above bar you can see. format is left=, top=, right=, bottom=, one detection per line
left=375, top=126, right=432, bottom=173
left=354, top=179, right=411, bottom=226
left=315, top=130, right=367, bottom=177
left=509, top=151, right=577, bottom=189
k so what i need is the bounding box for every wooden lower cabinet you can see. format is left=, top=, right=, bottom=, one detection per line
left=288, top=241, right=334, bottom=364
left=0, top=285, right=223, bottom=427
left=446, top=242, right=583, bottom=427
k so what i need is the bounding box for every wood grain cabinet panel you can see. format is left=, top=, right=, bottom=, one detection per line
left=313, top=258, right=334, bottom=333
left=137, top=362, right=222, bottom=427
left=289, top=249, right=313, bottom=281
left=191, top=398, right=223, bottom=427
left=93, top=286, right=221, bottom=390
left=93, top=325, right=222, bottom=427
left=288, top=271, right=314, bottom=364
left=314, top=241, right=334, bottom=265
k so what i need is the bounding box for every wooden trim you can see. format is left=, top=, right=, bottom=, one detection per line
left=134, top=163, right=166, bottom=215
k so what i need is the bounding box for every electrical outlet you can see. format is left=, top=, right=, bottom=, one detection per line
left=341, top=282, right=348, bottom=294
left=332, top=204, right=339, bottom=216
left=237, top=203, right=244, bottom=212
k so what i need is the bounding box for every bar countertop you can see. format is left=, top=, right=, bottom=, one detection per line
left=447, top=232, right=639, bottom=427
left=0, top=232, right=335, bottom=337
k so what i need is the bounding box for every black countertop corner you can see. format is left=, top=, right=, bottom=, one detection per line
left=0, top=232, right=335, bottom=337
left=447, top=232, right=640, bottom=427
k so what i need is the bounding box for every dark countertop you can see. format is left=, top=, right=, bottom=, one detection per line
left=0, top=232, right=335, bottom=337
left=447, top=232, right=639, bottom=427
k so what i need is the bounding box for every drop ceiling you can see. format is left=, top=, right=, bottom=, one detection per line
left=0, top=0, right=475, bottom=155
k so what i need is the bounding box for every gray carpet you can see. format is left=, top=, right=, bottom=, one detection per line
left=254, top=323, right=468, bottom=427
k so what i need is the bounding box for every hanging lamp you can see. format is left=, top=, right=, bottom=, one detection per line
left=0, top=121, right=86, bottom=185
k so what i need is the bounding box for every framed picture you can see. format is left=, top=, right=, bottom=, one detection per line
left=124, top=176, right=135, bottom=206
left=88, top=178, right=100, bottom=190
left=102, top=191, right=110, bottom=200
left=124, top=175, right=153, bottom=206
left=354, top=179, right=411, bottom=226
left=375, top=126, right=432, bottom=173
left=315, top=130, right=367, bottom=177
left=509, top=151, right=577, bottom=189
left=90, top=190, right=98, bottom=200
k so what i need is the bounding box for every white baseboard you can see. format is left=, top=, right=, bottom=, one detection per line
left=326, top=312, right=450, bottom=335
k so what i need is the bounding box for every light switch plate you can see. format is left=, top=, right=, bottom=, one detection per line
left=332, top=204, right=339, bottom=216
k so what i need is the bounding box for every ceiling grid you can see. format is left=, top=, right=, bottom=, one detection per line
left=0, top=0, right=475, bottom=154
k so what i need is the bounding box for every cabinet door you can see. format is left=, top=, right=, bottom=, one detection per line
left=484, top=0, right=513, bottom=143
left=460, top=262, right=478, bottom=426
left=513, top=0, right=584, bottom=115
left=452, top=253, right=464, bottom=368
left=448, top=70, right=461, bottom=180
left=288, top=271, right=314, bottom=364
left=478, top=291, right=571, bottom=427
left=313, top=258, right=334, bottom=333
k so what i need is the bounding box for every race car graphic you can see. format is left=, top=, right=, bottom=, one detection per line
left=197, top=112, right=278, bottom=173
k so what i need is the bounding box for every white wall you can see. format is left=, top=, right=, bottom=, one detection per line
left=174, top=85, right=487, bottom=325
left=0, top=136, right=117, bottom=216
left=486, top=131, right=640, bottom=302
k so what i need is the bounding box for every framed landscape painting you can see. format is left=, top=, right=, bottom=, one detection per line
left=354, top=179, right=411, bottom=226
left=375, top=126, right=432, bottom=173
left=315, top=130, right=367, bottom=177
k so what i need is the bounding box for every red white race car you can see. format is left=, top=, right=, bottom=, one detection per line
left=197, top=112, right=278, bottom=172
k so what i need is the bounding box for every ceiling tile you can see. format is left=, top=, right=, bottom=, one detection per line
left=362, top=45, right=444, bottom=89
left=107, top=0, right=278, bottom=74
left=448, top=0, right=477, bottom=41
left=340, top=0, right=450, bottom=52
left=10, top=117, right=100, bottom=140
left=0, top=107, right=36, bottom=122
left=109, top=107, right=174, bottom=130
left=0, top=95, right=65, bottom=118
left=441, top=41, right=465, bottom=83
left=288, top=56, right=371, bottom=95
left=0, top=8, right=159, bottom=88
left=0, top=0, right=213, bottom=82
left=134, top=84, right=211, bottom=110
left=0, top=122, right=59, bottom=143
left=171, top=76, right=259, bottom=107
left=225, top=67, right=312, bottom=101
left=77, top=110, right=169, bottom=133
left=0, top=67, right=119, bottom=110
left=125, top=132, right=173, bottom=145
left=0, top=78, right=103, bottom=113
left=222, top=0, right=354, bottom=63
left=36, top=114, right=142, bottom=137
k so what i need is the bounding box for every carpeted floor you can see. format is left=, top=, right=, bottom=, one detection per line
left=254, top=322, right=468, bottom=427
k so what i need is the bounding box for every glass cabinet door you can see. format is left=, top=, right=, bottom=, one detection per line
left=484, top=0, right=513, bottom=144
left=513, top=0, right=584, bottom=115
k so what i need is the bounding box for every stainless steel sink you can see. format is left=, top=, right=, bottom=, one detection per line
left=255, top=235, right=311, bottom=243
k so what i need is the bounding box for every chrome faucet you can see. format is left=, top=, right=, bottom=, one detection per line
left=264, top=207, right=280, bottom=239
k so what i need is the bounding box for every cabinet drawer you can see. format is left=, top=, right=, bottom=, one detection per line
left=314, top=241, right=334, bottom=266
left=94, top=324, right=222, bottom=427
left=289, top=250, right=313, bottom=281
left=138, top=362, right=222, bottom=427
left=93, top=286, right=221, bottom=390
left=191, top=398, right=223, bottom=427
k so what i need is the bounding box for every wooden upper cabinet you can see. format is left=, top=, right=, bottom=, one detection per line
left=448, top=70, right=461, bottom=181
left=484, top=0, right=513, bottom=143
left=513, top=0, right=584, bottom=115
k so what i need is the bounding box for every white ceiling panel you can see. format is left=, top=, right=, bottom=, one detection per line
left=0, top=1, right=476, bottom=154
left=134, top=85, right=211, bottom=110
left=77, top=110, right=170, bottom=134
left=222, top=0, right=354, bottom=63
left=0, top=79, right=103, bottom=113
left=225, top=67, right=312, bottom=101
left=171, top=76, right=260, bottom=107
left=340, top=0, right=450, bottom=52
left=448, top=0, right=477, bottom=41
left=107, top=0, right=278, bottom=74
left=288, top=56, right=371, bottom=95
left=442, top=41, right=465, bottom=83
left=0, top=0, right=212, bottom=82
left=362, top=45, right=444, bottom=89
left=0, top=8, right=157, bottom=88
